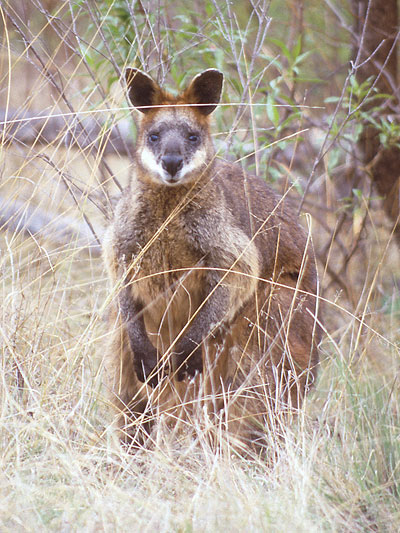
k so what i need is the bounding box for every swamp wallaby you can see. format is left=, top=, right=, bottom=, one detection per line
left=103, top=68, right=321, bottom=449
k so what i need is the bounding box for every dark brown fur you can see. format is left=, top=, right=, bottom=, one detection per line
left=103, top=69, right=321, bottom=450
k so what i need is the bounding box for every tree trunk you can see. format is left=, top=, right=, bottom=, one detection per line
left=352, top=0, right=400, bottom=244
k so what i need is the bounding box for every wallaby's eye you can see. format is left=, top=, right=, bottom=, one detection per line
left=188, top=134, right=199, bottom=143
left=148, top=133, right=159, bottom=143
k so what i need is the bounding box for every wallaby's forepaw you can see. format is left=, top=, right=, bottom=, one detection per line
left=175, top=340, right=203, bottom=381
left=133, top=349, right=160, bottom=387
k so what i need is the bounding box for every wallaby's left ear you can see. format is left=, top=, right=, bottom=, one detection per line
left=184, top=69, right=223, bottom=115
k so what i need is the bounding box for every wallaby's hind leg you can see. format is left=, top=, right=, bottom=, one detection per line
left=223, top=281, right=319, bottom=450
left=265, top=275, right=319, bottom=410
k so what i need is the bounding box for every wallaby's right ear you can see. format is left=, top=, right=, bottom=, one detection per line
left=125, top=68, right=161, bottom=113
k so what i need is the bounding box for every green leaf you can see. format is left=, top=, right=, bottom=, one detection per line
left=292, top=36, right=302, bottom=60
left=266, top=94, right=280, bottom=127
left=325, top=96, right=341, bottom=103
left=267, top=37, right=292, bottom=62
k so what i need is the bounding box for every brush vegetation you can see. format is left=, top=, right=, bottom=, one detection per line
left=0, top=1, right=399, bottom=531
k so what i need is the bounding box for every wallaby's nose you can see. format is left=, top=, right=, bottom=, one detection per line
left=161, top=155, right=184, bottom=177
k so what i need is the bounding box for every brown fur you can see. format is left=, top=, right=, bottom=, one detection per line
left=102, top=69, right=322, bottom=451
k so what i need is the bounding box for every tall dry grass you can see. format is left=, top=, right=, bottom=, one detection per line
left=1, top=1, right=399, bottom=531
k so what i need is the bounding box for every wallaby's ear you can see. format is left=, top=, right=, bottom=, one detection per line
left=125, top=68, right=161, bottom=113
left=184, top=69, right=223, bottom=115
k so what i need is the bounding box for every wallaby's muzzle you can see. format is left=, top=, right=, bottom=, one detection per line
left=161, top=154, right=184, bottom=177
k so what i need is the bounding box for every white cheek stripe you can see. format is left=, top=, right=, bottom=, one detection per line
left=140, top=145, right=207, bottom=184
left=141, top=146, right=164, bottom=178
left=179, top=148, right=207, bottom=178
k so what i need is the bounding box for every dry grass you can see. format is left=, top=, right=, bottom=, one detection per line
left=1, top=147, right=399, bottom=532
left=1, top=1, right=400, bottom=531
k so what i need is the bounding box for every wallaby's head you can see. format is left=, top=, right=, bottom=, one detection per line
left=125, top=68, right=223, bottom=186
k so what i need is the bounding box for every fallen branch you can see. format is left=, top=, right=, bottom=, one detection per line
left=0, top=108, right=134, bottom=157
left=0, top=194, right=103, bottom=256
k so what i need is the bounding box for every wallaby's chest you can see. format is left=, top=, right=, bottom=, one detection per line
left=126, top=203, right=206, bottom=338
left=134, top=205, right=203, bottom=275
